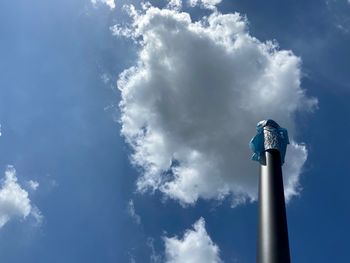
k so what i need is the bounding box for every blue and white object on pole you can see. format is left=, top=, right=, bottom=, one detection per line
left=249, top=119, right=289, bottom=164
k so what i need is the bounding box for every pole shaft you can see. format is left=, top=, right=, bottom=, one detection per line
left=257, top=149, right=291, bottom=263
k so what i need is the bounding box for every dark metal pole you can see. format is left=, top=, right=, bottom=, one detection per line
left=258, top=149, right=290, bottom=263
left=250, top=120, right=291, bottom=263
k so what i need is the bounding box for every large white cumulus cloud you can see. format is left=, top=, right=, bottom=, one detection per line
left=116, top=4, right=317, bottom=206
left=164, top=218, right=222, bottom=263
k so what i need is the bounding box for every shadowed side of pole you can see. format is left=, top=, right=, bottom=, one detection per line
left=258, top=149, right=290, bottom=263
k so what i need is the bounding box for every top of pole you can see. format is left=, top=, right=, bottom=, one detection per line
left=249, top=119, right=289, bottom=165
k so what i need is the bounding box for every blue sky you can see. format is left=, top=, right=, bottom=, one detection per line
left=0, top=0, right=349, bottom=262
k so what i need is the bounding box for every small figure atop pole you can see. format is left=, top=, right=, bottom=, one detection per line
left=250, top=119, right=291, bottom=263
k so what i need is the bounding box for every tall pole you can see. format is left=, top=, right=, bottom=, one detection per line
left=250, top=120, right=291, bottom=263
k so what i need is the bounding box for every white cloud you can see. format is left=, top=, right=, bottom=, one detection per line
left=28, top=180, right=39, bottom=191
left=91, top=0, right=116, bottom=9
left=31, top=206, right=44, bottom=226
left=0, top=166, right=41, bottom=228
left=117, top=5, right=317, bottom=206
left=148, top=237, right=162, bottom=263
left=164, top=218, right=222, bottom=263
left=127, top=199, right=141, bottom=225
left=189, top=0, right=222, bottom=10
left=167, top=0, right=182, bottom=10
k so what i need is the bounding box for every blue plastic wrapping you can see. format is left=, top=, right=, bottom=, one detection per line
left=249, top=120, right=289, bottom=164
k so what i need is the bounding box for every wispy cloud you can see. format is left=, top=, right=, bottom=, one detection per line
left=148, top=237, right=162, bottom=263
left=127, top=199, right=141, bottom=225
left=116, top=4, right=317, bottom=206
left=91, top=0, right=115, bottom=9
left=189, top=0, right=222, bottom=10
